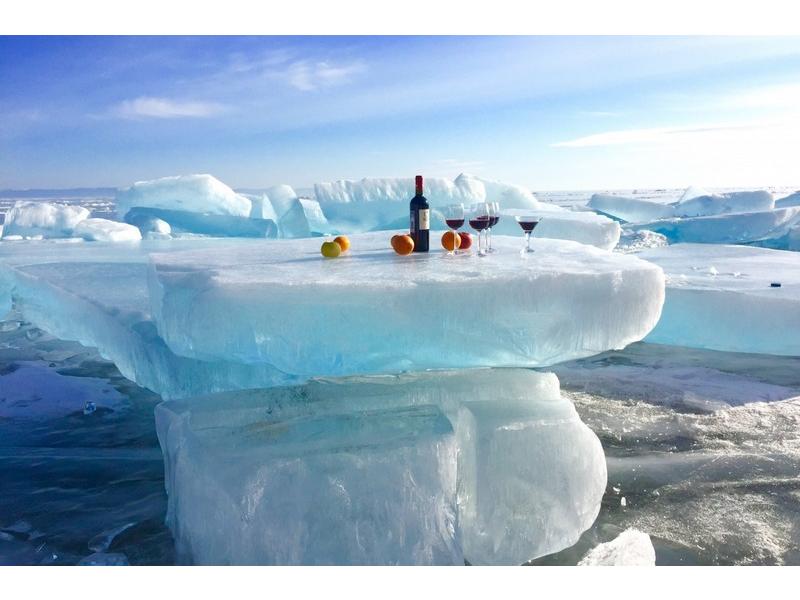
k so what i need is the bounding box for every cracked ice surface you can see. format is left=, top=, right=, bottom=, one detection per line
left=148, top=232, right=665, bottom=380
left=155, top=368, right=607, bottom=565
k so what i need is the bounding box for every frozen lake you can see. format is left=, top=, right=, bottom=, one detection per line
left=2, top=186, right=799, bottom=565
left=3, top=316, right=799, bottom=565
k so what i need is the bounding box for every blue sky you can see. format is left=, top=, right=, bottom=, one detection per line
left=3, top=36, right=800, bottom=190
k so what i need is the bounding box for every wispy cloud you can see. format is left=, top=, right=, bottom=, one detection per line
left=552, top=121, right=766, bottom=148
left=284, top=60, right=366, bottom=92
left=113, top=97, right=227, bottom=119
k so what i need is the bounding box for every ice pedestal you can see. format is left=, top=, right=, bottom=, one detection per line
left=149, top=232, right=665, bottom=380
left=641, top=244, right=800, bottom=355
left=155, top=368, right=607, bottom=565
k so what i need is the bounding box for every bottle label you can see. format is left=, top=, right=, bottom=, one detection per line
left=419, top=209, right=430, bottom=230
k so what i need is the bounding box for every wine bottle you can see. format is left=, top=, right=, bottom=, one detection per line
left=409, top=175, right=430, bottom=252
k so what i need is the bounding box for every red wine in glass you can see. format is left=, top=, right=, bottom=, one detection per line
left=446, top=218, right=465, bottom=229
left=518, top=219, right=539, bottom=233
left=469, top=216, right=490, bottom=231
left=515, top=216, right=540, bottom=253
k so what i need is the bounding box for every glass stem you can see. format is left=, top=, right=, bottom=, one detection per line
left=525, top=231, right=531, bottom=252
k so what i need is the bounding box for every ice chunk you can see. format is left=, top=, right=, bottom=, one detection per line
left=775, top=190, right=800, bottom=208
left=1, top=201, right=89, bottom=239
left=674, top=190, right=774, bottom=217
left=124, top=207, right=277, bottom=238
left=278, top=198, right=333, bottom=238
left=311, top=174, right=539, bottom=210
left=155, top=369, right=606, bottom=565
left=578, top=529, right=655, bottom=566
left=678, top=185, right=711, bottom=202
left=264, top=184, right=299, bottom=219
left=73, top=218, right=142, bottom=242
left=148, top=232, right=664, bottom=379
left=475, top=175, right=539, bottom=208
left=587, top=194, right=675, bottom=223
left=126, top=212, right=171, bottom=237
left=247, top=194, right=279, bottom=221
left=641, top=244, right=800, bottom=355
left=616, top=229, right=668, bottom=254
left=495, top=209, right=621, bottom=250
left=312, top=175, right=619, bottom=248
left=635, top=207, right=800, bottom=246
left=115, top=174, right=251, bottom=219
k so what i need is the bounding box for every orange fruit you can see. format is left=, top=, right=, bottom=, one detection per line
left=441, top=231, right=461, bottom=251
left=334, top=235, right=350, bottom=252
left=320, top=240, right=341, bottom=258
left=391, top=234, right=414, bottom=256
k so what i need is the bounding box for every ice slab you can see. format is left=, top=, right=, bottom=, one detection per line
left=588, top=190, right=775, bottom=223
left=246, top=194, right=279, bottom=222
left=314, top=175, right=618, bottom=249
left=587, top=194, right=675, bottom=223
left=578, top=529, right=655, bottom=566
left=616, top=229, right=668, bottom=254
left=73, top=218, right=142, bottom=242
left=115, top=174, right=252, bottom=219
left=264, top=184, right=299, bottom=219
left=124, top=207, right=278, bottom=238
left=673, top=190, right=774, bottom=217
left=1, top=201, right=89, bottom=239
left=678, top=185, right=711, bottom=202
left=149, top=232, right=665, bottom=379
left=495, top=209, right=621, bottom=250
left=775, top=191, right=800, bottom=208
left=126, top=213, right=171, bottom=237
left=635, top=207, right=800, bottom=246
left=155, top=368, right=606, bottom=565
left=313, top=173, right=539, bottom=208
left=0, top=240, right=296, bottom=399
left=640, top=244, right=800, bottom=355
left=278, top=198, right=333, bottom=238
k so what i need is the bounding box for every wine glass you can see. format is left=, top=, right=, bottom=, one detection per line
left=468, top=203, right=490, bottom=256
left=487, top=201, right=500, bottom=253
left=515, top=213, right=541, bottom=255
left=443, top=203, right=465, bottom=256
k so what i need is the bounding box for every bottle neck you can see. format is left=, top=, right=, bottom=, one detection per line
left=415, top=175, right=423, bottom=196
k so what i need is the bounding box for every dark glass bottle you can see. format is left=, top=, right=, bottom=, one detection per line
left=409, top=175, right=430, bottom=252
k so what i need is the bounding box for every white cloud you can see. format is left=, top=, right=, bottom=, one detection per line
left=285, top=60, right=366, bottom=91
left=552, top=121, right=768, bottom=148
left=114, top=97, right=226, bottom=119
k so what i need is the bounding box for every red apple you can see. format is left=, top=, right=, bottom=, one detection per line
left=458, top=231, right=472, bottom=250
